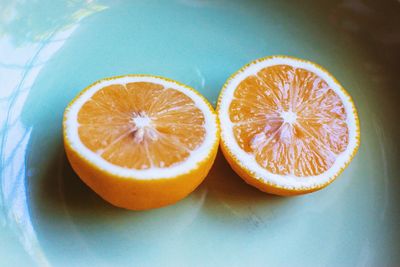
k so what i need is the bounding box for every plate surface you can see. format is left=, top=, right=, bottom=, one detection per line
left=1, top=1, right=399, bottom=266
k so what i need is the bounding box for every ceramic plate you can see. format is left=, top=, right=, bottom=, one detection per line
left=1, top=1, right=399, bottom=266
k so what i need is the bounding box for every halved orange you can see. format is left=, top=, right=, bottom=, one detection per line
left=63, top=75, right=219, bottom=210
left=217, top=56, right=360, bottom=195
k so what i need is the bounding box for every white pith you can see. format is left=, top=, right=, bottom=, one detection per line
left=133, top=115, right=151, bottom=128
left=65, top=75, right=218, bottom=180
left=280, top=110, right=297, bottom=124
left=219, top=57, right=359, bottom=190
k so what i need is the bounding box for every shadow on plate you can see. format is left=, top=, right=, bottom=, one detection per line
left=201, top=152, right=285, bottom=204
left=191, top=151, right=292, bottom=228
left=34, top=140, right=127, bottom=220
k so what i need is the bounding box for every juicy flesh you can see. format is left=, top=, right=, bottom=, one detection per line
left=229, top=65, right=349, bottom=177
left=77, top=82, right=206, bottom=169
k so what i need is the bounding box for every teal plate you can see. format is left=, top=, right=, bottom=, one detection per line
left=1, top=1, right=399, bottom=266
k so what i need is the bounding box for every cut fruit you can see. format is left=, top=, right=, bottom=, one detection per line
left=217, top=56, right=360, bottom=195
left=63, top=75, right=219, bottom=210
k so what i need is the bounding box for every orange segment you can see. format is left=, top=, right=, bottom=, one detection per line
left=77, top=82, right=205, bottom=170
left=230, top=64, right=348, bottom=177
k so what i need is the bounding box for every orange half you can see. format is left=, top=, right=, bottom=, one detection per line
left=217, top=56, right=360, bottom=195
left=63, top=75, right=219, bottom=210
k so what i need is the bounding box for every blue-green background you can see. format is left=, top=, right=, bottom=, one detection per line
left=0, top=0, right=399, bottom=266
